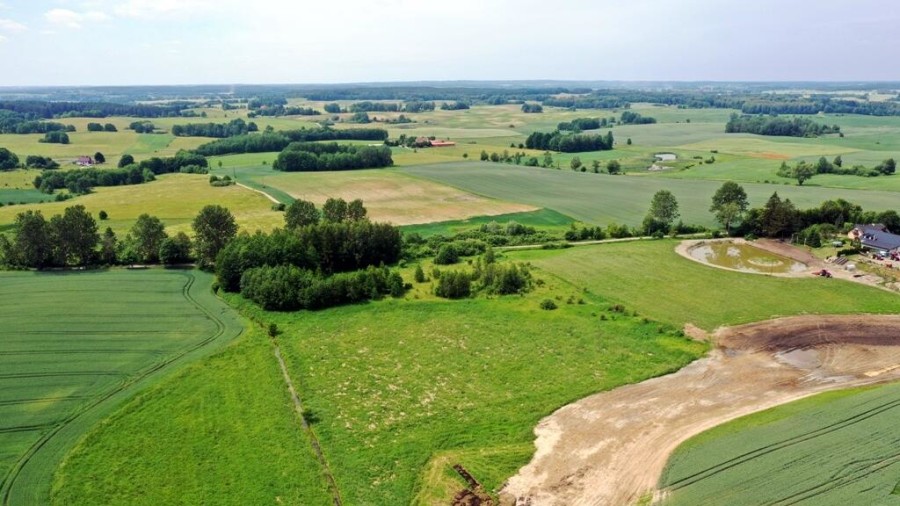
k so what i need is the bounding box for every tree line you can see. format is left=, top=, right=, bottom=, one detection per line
left=0, top=111, right=75, bottom=134
left=0, top=100, right=193, bottom=119
left=725, top=113, right=840, bottom=137
left=346, top=101, right=437, bottom=113
left=272, top=142, right=393, bottom=172
left=558, top=118, right=603, bottom=131
left=619, top=111, right=656, bottom=124
left=193, top=127, right=389, bottom=156
left=171, top=118, right=259, bottom=138
left=776, top=156, right=895, bottom=185
left=86, top=122, right=118, bottom=132
left=0, top=204, right=235, bottom=269
left=525, top=130, right=614, bottom=152
left=249, top=106, right=320, bottom=117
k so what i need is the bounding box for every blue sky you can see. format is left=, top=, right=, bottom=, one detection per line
left=0, top=0, right=898, bottom=86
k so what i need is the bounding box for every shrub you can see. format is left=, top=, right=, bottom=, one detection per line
left=414, top=264, right=426, bottom=283
left=540, top=299, right=558, bottom=310
left=434, top=244, right=459, bottom=265
left=434, top=270, right=471, bottom=299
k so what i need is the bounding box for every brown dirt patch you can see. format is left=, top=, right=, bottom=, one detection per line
left=502, top=315, right=900, bottom=506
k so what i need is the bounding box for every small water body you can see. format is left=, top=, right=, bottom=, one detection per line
left=689, top=242, right=807, bottom=274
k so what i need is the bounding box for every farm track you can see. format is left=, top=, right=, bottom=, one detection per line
left=0, top=271, right=241, bottom=506
left=503, top=315, right=900, bottom=506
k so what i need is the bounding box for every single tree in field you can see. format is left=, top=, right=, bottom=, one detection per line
left=542, top=152, right=553, bottom=168
left=347, top=199, right=367, bottom=221
left=129, top=214, right=167, bottom=263
left=284, top=199, right=319, bottom=229
left=646, top=190, right=680, bottom=234
left=832, top=155, right=842, bottom=167
left=49, top=205, right=99, bottom=266
left=710, top=181, right=749, bottom=235
left=591, top=160, right=601, bottom=173
left=192, top=205, right=237, bottom=266
left=792, top=162, right=815, bottom=186
left=0, top=147, right=20, bottom=170
left=606, top=160, right=622, bottom=174
left=322, top=198, right=349, bottom=223
left=94, top=152, right=106, bottom=164
left=118, top=154, right=135, bottom=168
left=570, top=156, right=583, bottom=171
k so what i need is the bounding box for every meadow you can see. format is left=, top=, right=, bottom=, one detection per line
left=0, top=173, right=282, bottom=236
left=0, top=269, right=243, bottom=505
left=659, top=382, right=900, bottom=505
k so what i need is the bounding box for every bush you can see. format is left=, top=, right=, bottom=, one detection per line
left=434, top=270, right=471, bottom=299
left=540, top=299, right=558, bottom=310
left=98, top=210, right=108, bottom=220
left=414, top=264, right=426, bottom=283
left=434, top=244, right=459, bottom=265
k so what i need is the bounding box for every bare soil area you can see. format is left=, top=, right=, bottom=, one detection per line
left=502, top=315, right=900, bottom=506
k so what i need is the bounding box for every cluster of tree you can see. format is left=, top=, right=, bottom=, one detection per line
left=35, top=151, right=208, bottom=194
left=776, top=157, right=895, bottom=185
left=376, top=114, right=414, bottom=124
left=323, top=103, right=342, bottom=114
left=0, top=148, right=19, bottom=170
left=193, top=127, right=389, bottom=156
left=725, top=114, right=840, bottom=137
left=302, top=85, right=573, bottom=103
left=25, top=155, right=59, bottom=169
left=0, top=100, right=189, bottom=119
left=432, top=255, right=532, bottom=299
left=521, top=104, right=544, bottom=113
left=349, top=102, right=401, bottom=112
left=40, top=132, right=70, bottom=144
left=440, top=101, right=470, bottom=110
left=541, top=96, right=627, bottom=109
left=240, top=264, right=404, bottom=310
left=86, top=123, right=118, bottom=132
left=557, top=118, right=603, bottom=131
left=0, top=111, right=75, bottom=134
left=619, top=111, right=657, bottom=124
left=129, top=121, right=156, bottom=134
left=272, top=142, right=392, bottom=172
left=403, top=101, right=435, bottom=113
left=248, top=106, right=320, bottom=117
left=216, top=199, right=403, bottom=309
left=349, top=111, right=371, bottom=123
left=171, top=118, right=258, bottom=138
left=740, top=97, right=900, bottom=116
left=525, top=130, right=614, bottom=152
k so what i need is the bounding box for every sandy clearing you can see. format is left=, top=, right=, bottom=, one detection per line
left=502, top=315, right=900, bottom=506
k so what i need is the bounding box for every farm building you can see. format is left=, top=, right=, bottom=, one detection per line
left=848, top=224, right=900, bottom=255
left=414, top=136, right=456, bottom=147
left=76, top=156, right=94, bottom=167
left=430, top=140, right=456, bottom=147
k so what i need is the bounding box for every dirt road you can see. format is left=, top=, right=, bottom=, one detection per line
left=502, top=315, right=900, bottom=506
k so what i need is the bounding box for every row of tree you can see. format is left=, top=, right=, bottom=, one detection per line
left=776, top=156, right=895, bottom=185
left=619, top=111, right=656, bottom=124
left=193, top=127, right=389, bottom=156
left=557, top=118, right=603, bottom=131
left=86, top=123, right=118, bottom=132
left=725, top=113, right=840, bottom=137
left=0, top=204, right=235, bottom=268
left=272, top=142, right=393, bottom=172
left=525, top=130, right=614, bottom=152
left=0, top=112, right=74, bottom=134
left=171, top=118, right=258, bottom=138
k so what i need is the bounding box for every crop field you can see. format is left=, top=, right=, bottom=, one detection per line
left=51, top=324, right=332, bottom=506
left=0, top=269, right=244, bottom=505
left=400, top=208, right=574, bottom=237
left=402, top=162, right=900, bottom=228
left=0, top=174, right=282, bottom=236
left=659, top=381, right=900, bottom=505
left=509, top=240, right=900, bottom=329
left=212, top=166, right=536, bottom=226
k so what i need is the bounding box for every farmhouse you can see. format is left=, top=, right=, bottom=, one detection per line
left=76, top=156, right=94, bottom=167
left=848, top=224, right=900, bottom=255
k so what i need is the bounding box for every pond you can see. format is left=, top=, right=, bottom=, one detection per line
left=688, top=241, right=807, bottom=274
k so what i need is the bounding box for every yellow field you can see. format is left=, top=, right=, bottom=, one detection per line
left=241, top=168, right=536, bottom=225
left=0, top=174, right=281, bottom=235
left=0, top=169, right=36, bottom=190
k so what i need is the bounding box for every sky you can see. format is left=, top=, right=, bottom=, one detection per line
left=0, top=0, right=898, bottom=86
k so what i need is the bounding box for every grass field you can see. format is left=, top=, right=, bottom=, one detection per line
left=402, top=162, right=900, bottom=228
left=0, top=269, right=244, bottom=505
left=509, top=240, right=900, bottom=330
left=400, top=208, right=574, bottom=237
left=659, top=382, right=900, bottom=505
left=0, top=174, right=282, bottom=236
left=51, top=324, right=332, bottom=506
left=229, top=276, right=706, bottom=505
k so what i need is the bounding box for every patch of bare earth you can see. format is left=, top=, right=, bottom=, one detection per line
left=502, top=315, right=900, bottom=506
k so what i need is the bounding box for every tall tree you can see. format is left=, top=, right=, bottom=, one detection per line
left=322, top=198, right=349, bottom=223
left=347, top=199, right=368, bottom=221
left=285, top=199, right=320, bottom=229
left=710, top=181, right=749, bottom=234
left=192, top=205, right=237, bottom=266
left=647, top=190, right=680, bottom=232
left=49, top=205, right=98, bottom=266
left=118, top=154, right=135, bottom=168
left=11, top=210, right=51, bottom=268
left=759, top=192, right=798, bottom=238
left=99, top=227, right=118, bottom=265
left=606, top=160, right=622, bottom=174
left=129, top=214, right=167, bottom=263
left=792, top=162, right=815, bottom=186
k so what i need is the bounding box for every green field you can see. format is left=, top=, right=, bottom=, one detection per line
left=0, top=189, right=50, bottom=206
left=0, top=269, right=244, bottom=505
left=400, top=208, right=574, bottom=237
left=51, top=325, right=332, bottom=506
left=402, top=162, right=900, bottom=228
left=659, top=382, right=900, bottom=505
left=509, top=240, right=900, bottom=329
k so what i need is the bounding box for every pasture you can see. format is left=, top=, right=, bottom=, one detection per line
left=0, top=174, right=282, bottom=236
left=402, top=162, right=900, bottom=228
left=659, top=382, right=900, bottom=505
left=0, top=269, right=243, bottom=505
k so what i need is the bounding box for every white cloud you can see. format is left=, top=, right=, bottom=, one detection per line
left=113, top=0, right=215, bottom=19
left=0, top=18, right=26, bottom=33
left=45, top=8, right=110, bottom=29
left=0, top=34, right=6, bottom=43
